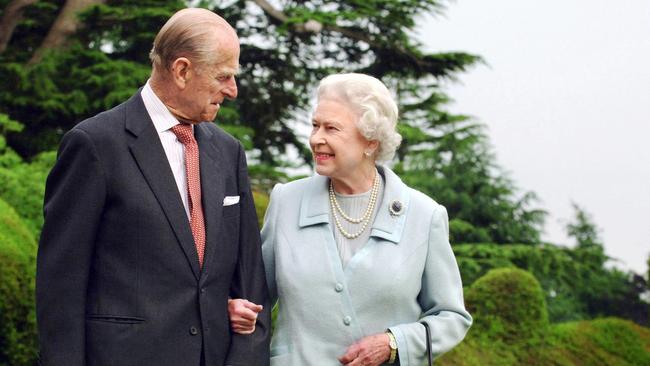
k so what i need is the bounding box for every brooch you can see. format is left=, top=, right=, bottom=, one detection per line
left=389, top=200, right=404, bottom=216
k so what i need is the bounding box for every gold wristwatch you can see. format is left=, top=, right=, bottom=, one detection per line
left=386, top=331, right=398, bottom=364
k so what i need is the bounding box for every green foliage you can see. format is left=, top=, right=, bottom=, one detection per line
left=454, top=243, right=649, bottom=325
left=465, top=268, right=548, bottom=343
left=252, top=190, right=269, bottom=229
left=396, top=131, right=546, bottom=245
left=439, top=271, right=650, bottom=366
left=546, top=318, right=650, bottom=366
left=0, top=198, right=37, bottom=366
left=448, top=219, right=491, bottom=243
left=564, top=204, right=647, bottom=324
left=0, top=114, right=53, bottom=235
left=566, top=202, right=603, bottom=250
left=1, top=47, right=151, bottom=156
left=0, top=151, right=54, bottom=235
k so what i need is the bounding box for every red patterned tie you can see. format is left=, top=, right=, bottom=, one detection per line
left=171, top=123, right=206, bottom=267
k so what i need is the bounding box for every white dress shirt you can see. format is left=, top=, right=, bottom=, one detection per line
left=141, top=80, right=191, bottom=219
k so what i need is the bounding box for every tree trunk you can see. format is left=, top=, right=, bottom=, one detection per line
left=0, top=0, right=38, bottom=54
left=28, top=0, right=104, bottom=65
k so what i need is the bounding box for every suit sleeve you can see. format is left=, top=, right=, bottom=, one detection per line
left=388, top=204, right=472, bottom=365
left=225, top=142, right=271, bottom=366
left=36, top=128, right=107, bottom=366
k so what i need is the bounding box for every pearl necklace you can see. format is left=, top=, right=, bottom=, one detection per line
left=329, top=172, right=380, bottom=239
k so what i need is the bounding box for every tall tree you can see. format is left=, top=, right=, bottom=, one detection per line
left=0, top=0, right=544, bottom=239
left=564, top=203, right=648, bottom=325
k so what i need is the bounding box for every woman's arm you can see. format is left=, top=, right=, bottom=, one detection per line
left=388, top=204, right=472, bottom=364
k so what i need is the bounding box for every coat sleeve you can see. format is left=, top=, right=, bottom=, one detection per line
left=225, top=142, right=271, bottom=366
left=388, top=204, right=472, bottom=365
left=260, top=182, right=284, bottom=305
left=36, top=128, right=107, bottom=366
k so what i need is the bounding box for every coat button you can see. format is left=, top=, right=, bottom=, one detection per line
left=200, top=288, right=206, bottom=294
left=343, top=316, right=352, bottom=326
left=335, top=283, right=344, bottom=292
left=189, top=326, right=198, bottom=335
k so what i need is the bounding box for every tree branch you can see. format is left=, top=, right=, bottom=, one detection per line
left=28, top=0, right=104, bottom=65
left=249, top=0, right=426, bottom=69
left=0, top=0, right=38, bottom=54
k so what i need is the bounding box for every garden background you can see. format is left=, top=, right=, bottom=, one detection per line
left=0, top=1, right=648, bottom=365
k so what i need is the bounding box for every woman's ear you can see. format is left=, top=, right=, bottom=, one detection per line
left=366, top=140, right=379, bottom=156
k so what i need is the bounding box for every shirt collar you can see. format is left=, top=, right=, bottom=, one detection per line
left=141, top=79, right=185, bottom=133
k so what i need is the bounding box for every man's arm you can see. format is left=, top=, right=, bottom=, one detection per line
left=225, top=142, right=271, bottom=366
left=36, top=128, right=106, bottom=365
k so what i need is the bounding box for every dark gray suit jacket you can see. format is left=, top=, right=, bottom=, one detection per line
left=36, top=91, right=271, bottom=366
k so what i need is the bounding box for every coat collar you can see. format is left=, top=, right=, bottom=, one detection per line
left=298, top=165, right=410, bottom=244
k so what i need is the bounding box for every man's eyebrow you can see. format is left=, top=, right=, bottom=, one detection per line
left=217, top=65, right=241, bottom=77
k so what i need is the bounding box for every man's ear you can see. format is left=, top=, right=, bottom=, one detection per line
left=171, top=57, right=192, bottom=89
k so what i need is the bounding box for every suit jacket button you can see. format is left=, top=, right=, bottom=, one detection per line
left=189, top=326, right=199, bottom=335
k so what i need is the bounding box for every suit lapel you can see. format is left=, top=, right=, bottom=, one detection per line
left=195, top=123, right=225, bottom=276
left=125, top=92, right=201, bottom=280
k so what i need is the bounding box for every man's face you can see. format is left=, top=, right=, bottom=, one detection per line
left=179, top=41, right=240, bottom=123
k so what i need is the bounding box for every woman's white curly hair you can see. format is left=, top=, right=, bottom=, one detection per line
left=316, top=73, right=402, bottom=162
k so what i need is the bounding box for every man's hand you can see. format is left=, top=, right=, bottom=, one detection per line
left=338, top=333, right=391, bottom=366
left=227, top=299, right=263, bottom=334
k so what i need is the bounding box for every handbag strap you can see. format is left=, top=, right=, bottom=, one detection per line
left=422, top=322, right=433, bottom=366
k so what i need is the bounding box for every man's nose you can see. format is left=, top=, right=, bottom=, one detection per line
left=223, top=77, right=238, bottom=99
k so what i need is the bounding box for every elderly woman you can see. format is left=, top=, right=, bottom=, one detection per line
left=230, top=73, right=471, bottom=365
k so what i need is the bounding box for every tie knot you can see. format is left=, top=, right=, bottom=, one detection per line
left=171, top=123, right=195, bottom=145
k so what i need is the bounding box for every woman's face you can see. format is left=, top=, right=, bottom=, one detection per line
left=309, top=98, right=373, bottom=180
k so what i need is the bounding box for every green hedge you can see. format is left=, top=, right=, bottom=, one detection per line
left=0, top=198, right=38, bottom=365
left=439, top=268, right=650, bottom=366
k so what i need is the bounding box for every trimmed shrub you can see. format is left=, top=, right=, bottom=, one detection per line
left=0, top=198, right=38, bottom=365
left=465, top=267, right=548, bottom=343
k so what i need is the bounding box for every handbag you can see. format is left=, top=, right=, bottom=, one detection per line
left=422, top=322, right=433, bottom=366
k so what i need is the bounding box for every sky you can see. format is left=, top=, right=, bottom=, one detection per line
left=417, top=0, right=650, bottom=274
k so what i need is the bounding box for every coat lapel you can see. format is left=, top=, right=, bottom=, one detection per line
left=369, top=165, right=410, bottom=244
left=125, top=92, right=201, bottom=280
left=297, top=165, right=409, bottom=244
left=194, top=123, right=225, bottom=276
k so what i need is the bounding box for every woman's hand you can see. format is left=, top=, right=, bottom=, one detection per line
left=227, top=298, right=263, bottom=334
left=338, top=333, right=391, bottom=365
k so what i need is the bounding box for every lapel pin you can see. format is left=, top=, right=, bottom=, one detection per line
left=389, top=200, right=404, bottom=216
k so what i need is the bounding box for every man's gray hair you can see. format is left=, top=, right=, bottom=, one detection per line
left=149, top=8, right=231, bottom=72
left=317, top=73, right=402, bottom=162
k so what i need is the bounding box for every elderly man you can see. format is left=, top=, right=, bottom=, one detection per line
left=36, top=8, right=270, bottom=366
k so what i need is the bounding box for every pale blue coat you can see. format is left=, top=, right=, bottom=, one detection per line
left=262, top=165, right=472, bottom=365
